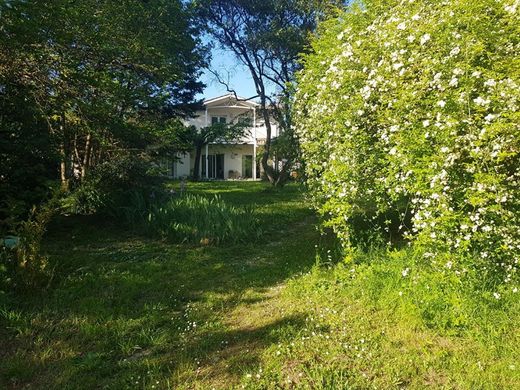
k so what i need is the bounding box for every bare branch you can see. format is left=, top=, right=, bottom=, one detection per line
left=206, top=67, right=259, bottom=102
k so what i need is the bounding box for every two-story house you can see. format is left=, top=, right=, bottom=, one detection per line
left=168, top=93, right=278, bottom=180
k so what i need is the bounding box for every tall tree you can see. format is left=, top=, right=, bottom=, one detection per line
left=197, top=0, right=341, bottom=185
left=0, top=0, right=206, bottom=223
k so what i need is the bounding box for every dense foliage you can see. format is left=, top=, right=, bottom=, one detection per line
left=295, top=0, right=520, bottom=285
left=0, top=0, right=205, bottom=226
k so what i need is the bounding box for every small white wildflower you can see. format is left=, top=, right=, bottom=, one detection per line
left=437, top=100, right=446, bottom=108
left=493, top=292, right=501, bottom=300
left=402, top=268, right=410, bottom=277
left=453, top=68, right=464, bottom=75
left=449, top=77, right=458, bottom=87
left=505, top=4, right=517, bottom=13
left=420, top=33, right=431, bottom=45
left=474, top=96, right=490, bottom=106
left=397, top=22, right=407, bottom=30
left=422, top=119, right=430, bottom=127
left=484, top=79, right=496, bottom=87
left=412, top=14, right=421, bottom=21
left=446, top=261, right=453, bottom=269
left=450, top=46, right=461, bottom=56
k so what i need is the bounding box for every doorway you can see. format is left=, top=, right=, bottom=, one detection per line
left=242, top=155, right=253, bottom=179
left=203, top=154, right=225, bottom=179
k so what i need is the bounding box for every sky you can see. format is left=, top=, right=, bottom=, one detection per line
left=197, top=47, right=276, bottom=102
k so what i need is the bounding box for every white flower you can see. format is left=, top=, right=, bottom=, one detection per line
left=445, top=261, right=453, bottom=269
left=402, top=268, right=410, bottom=277
left=450, top=46, right=461, bottom=56
left=493, top=292, right=501, bottom=300
left=505, top=3, right=517, bottom=13
left=437, top=100, right=446, bottom=108
left=449, top=77, right=458, bottom=87
left=484, top=79, right=496, bottom=87
left=420, top=34, right=431, bottom=45
left=453, top=68, right=464, bottom=75
left=471, top=71, right=482, bottom=78
left=397, top=22, right=407, bottom=30
left=407, top=34, right=416, bottom=43
left=484, top=114, right=496, bottom=122
left=474, top=96, right=490, bottom=106
left=393, top=62, right=404, bottom=70
left=422, top=119, right=430, bottom=127
left=412, top=14, right=421, bottom=21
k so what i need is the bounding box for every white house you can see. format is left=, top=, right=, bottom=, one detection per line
left=167, top=93, right=279, bottom=180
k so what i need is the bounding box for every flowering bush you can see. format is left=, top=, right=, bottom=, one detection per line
left=295, top=0, right=520, bottom=282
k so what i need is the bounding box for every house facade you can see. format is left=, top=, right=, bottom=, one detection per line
left=169, top=94, right=278, bottom=180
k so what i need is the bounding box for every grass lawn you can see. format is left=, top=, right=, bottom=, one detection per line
left=1, top=182, right=519, bottom=389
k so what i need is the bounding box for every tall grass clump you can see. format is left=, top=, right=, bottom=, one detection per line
left=121, top=193, right=261, bottom=245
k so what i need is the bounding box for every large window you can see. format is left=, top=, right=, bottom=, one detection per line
left=211, top=116, right=227, bottom=125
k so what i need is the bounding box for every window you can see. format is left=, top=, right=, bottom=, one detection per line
left=211, top=116, right=227, bottom=125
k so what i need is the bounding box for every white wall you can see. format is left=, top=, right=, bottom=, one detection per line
left=172, top=95, right=278, bottom=179
left=174, top=152, right=190, bottom=178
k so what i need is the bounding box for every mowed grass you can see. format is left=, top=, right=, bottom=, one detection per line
left=1, top=181, right=519, bottom=389
left=0, top=182, right=320, bottom=389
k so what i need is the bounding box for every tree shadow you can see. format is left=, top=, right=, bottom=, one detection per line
left=1, top=201, right=321, bottom=388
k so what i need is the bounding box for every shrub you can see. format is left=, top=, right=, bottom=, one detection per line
left=1, top=199, right=56, bottom=292
left=294, top=0, right=519, bottom=283
left=62, top=153, right=165, bottom=215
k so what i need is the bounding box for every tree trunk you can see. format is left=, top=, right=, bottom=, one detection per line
left=193, top=144, right=203, bottom=180
left=59, top=113, right=69, bottom=190
left=81, top=132, right=92, bottom=179
left=260, top=98, right=276, bottom=185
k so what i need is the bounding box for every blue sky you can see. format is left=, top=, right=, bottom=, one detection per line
left=198, top=46, right=275, bottom=101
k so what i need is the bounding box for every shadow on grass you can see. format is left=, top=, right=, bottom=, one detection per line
left=0, top=186, right=320, bottom=389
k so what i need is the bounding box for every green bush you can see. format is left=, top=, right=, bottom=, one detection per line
left=294, top=0, right=519, bottom=284
left=62, top=153, right=165, bottom=215
left=120, top=193, right=261, bottom=245
left=1, top=200, right=56, bottom=293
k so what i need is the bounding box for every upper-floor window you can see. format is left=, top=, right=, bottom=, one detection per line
left=211, top=116, right=227, bottom=125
